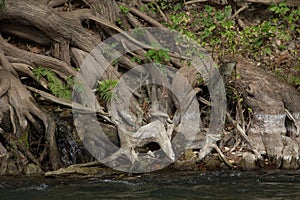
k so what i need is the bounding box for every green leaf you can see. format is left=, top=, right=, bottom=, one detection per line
left=0, top=0, right=5, bottom=9
left=215, top=11, right=225, bottom=21
left=247, top=107, right=253, bottom=113
left=224, top=5, right=232, bottom=18
left=208, top=24, right=216, bottom=32
left=97, top=79, right=118, bottom=102
left=33, top=66, right=72, bottom=100
left=205, top=5, right=213, bottom=15
left=144, top=49, right=170, bottom=64
left=119, top=5, right=129, bottom=14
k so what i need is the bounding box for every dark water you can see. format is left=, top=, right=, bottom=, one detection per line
left=1, top=170, right=300, bottom=200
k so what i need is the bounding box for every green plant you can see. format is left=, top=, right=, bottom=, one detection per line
left=193, top=5, right=237, bottom=49
left=269, top=3, right=300, bottom=38
left=97, top=79, right=118, bottom=102
left=168, top=13, right=189, bottom=30
left=33, top=66, right=72, bottom=100
left=130, top=56, right=142, bottom=64
left=288, top=75, right=300, bottom=87
left=19, top=131, right=29, bottom=149
left=144, top=49, right=170, bottom=64
left=269, top=2, right=290, bottom=16
left=116, top=17, right=122, bottom=25
left=144, top=49, right=170, bottom=73
left=119, top=5, right=129, bottom=14
left=0, top=0, right=4, bottom=9
left=140, top=2, right=156, bottom=14
left=173, top=2, right=183, bottom=11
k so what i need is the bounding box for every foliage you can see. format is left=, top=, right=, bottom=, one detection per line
left=130, top=56, right=142, bottom=64
left=145, top=49, right=170, bottom=64
left=269, top=2, right=290, bottom=16
left=33, top=67, right=72, bottom=100
left=163, top=3, right=299, bottom=59
left=144, top=49, right=170, bottom=72
left=269, top=3, right=300, bottom=36
left=0, top=0, right=4, bottom=9
left=141, top=0, right=183, bottom=15
left=288, top=75, right=300, bottom=87
left=19, top=131, right=29, bottom=149
left=139, top=1, right=300, bottom=89
left=119, top=5, right=129, bottom=14
left=97, top=79, right=119, bottom=102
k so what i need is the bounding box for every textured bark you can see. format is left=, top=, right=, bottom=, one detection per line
left=0, top=50, right=60, bottom=171
left=0, top=0, right=100, bottom=52
left=235, top=57, right=300, bottom=169
left=1, top=0, right=298, bottom=175
left=83, top=0, right=120, bottom=23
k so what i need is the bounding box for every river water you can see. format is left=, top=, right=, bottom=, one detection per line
left=1, top=170, right=300, bottom=199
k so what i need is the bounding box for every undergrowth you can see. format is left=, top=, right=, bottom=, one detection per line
left=33, top=66, right=73, bottom=100
left=97, top=79, right=119, bottom=102
left=143, top=1, right=300, bottom=87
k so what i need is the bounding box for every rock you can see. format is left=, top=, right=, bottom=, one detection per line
left=0, top=153, right=8, bottom=175
left=262, top=133, right=284, bottom=168
left=184, top=149, right=195, bottom=160
left=172, top=159, right=199, bottom=171
left=204, top=155, right=226, bottom=170
left=248, top=133, right=266, bottom=155
left=281, top=136, right=299, bottom=169
left=239, top=152, right=257, bottom=170
left=7, top=160, right=20, bottom=176
left=23, top=163, right=43, bottom=175
left=0, top=142, right=7, bottom=158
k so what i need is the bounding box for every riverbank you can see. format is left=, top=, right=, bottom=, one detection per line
left=0, top=0, right=300, bottom=176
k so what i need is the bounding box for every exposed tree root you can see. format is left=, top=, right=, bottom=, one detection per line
left=0, top=49, right=60, bottom=170
left=1, top=0, right=296, bottom=174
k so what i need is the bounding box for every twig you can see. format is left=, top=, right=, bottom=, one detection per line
left=199, top=97, right=212, bottom=106
left=285, top=108, right=299, bottom=136
left=230, top=137, right=241, bottom=153
left=118, top=3, right=165, bottom=28
left=230, top=4, right=249, bottom=20
left=209, top=143, right=233, bottom=168
left=184, top=0, right=207, bottom=5
left=26, top=86, right=113, bottom=123
left=230, top=4, right=248, bottom=29
left=237, top=18, right=246, bottom=29
left=226, top=112, right=262, bottom=160
left=226, top=112, right=251, bottom=145
left=154, top=2, right=169, bottom=23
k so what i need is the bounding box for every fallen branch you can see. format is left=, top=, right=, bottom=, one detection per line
left=209, top=143, right=233, bottom=168
left=230, top=4, right=249, bottom=20
left=184, top=0, right=207, bottom=5
left=118, top=3, right=166, bottom=28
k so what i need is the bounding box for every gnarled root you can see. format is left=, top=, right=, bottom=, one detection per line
left=0, top=50, right=60, bottom=171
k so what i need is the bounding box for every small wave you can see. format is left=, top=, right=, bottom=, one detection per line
left=91, top=179, right=142, bottom=186
left=15, top=183, right=49, bottom=191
